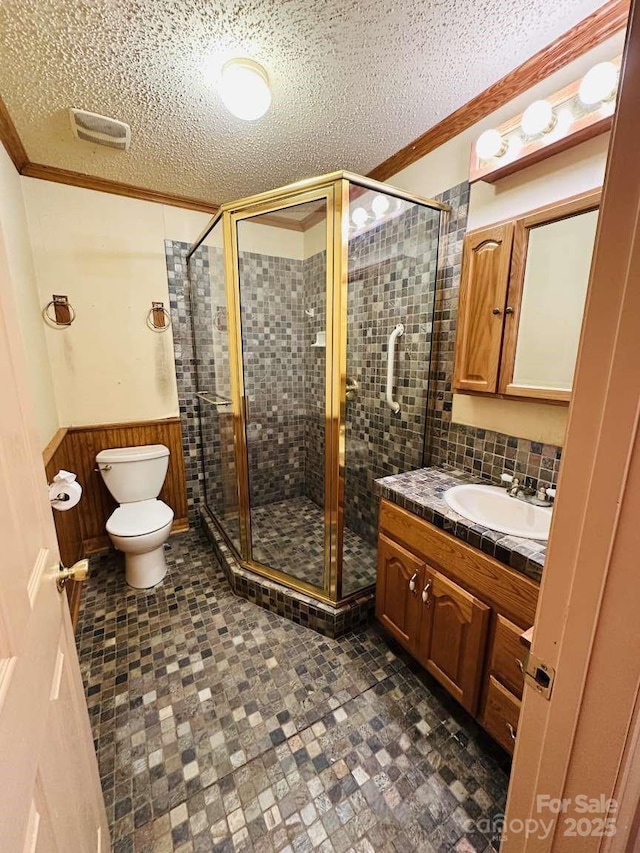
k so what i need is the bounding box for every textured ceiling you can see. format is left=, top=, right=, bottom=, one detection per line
left=0, top=0, right=609, bottom=204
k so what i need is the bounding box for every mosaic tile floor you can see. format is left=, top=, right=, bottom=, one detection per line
left=250, top=496, right=378, bottom=595
left=77, top=530, right=509, bottom=853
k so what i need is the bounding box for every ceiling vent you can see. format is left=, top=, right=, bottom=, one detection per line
left=68, top=109, right=131, bottom=151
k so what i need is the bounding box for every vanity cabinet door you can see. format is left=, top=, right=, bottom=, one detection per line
left=418, top=568, right=490, bottom=714
left=376, top=535, right=424, bottom=655
left=453, top=223, right=514, bottom=394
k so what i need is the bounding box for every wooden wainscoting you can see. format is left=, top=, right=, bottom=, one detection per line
left=44, top=417, right=188, bottom=626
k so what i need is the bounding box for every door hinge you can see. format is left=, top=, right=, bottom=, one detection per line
left=523, top=651, right=555, bottom=700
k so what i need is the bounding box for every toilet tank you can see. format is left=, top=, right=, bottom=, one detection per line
left=96, top=444, right=170, bottom=504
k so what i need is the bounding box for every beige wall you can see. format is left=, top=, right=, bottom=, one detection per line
left=22, top=179, right=210, bottom=427
left=389, top=32, right=623, bottom=445
left=0, top=146, right=59, bottom=448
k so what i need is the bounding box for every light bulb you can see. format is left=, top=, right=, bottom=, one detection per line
left=371, top=194, right=390, bottom=217
left=351, top=207, right=368, bottom=228
left=475, top=129, right=506, bottom=160
left=218, top=58, right=271, bottom=121
left=521, top=100, right=555, bottom=137
left=579, top=61, right=618, bottom=106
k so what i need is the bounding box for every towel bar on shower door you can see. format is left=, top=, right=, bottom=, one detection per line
left=386, top=323, right=404, bottom=413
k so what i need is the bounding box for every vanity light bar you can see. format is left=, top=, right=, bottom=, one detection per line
left=470, top=56, right=621, bottom=184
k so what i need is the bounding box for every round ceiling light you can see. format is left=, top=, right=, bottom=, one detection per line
left=579, top=61, right=618, bottom=107
left=521, top=99, right=555, bottom=137
left=218, top=58, right=272, bottom=121
left=475, top=129, right=506, bottom=160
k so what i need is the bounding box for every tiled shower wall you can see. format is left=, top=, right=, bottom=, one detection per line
left=343, top=204, right=441, bottom=544
left=302, top=250, right=326, bottom=509
left=238, top=251, right=307, bottom=507
left=424, top=182, right=563, bottom=488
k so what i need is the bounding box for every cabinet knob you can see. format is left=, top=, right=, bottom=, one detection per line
left=409, top=572, right=418, bottom=593
left=505, top=306, right=514, bottom=315
left=492, top=308, right=501, bottom=315
left=421, top=581, right=432, bottom=605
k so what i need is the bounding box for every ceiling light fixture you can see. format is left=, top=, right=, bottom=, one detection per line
left=351, top=207, right=368, bottom=228
left=578, top=61, right=618, bottom=106
left=371, top=194, right=390, bottom=217
left=475, top=129, right=507, bottom=161
left=218, top=58, right=272, bottom=121
left=520, top=99, right=555, bottom=137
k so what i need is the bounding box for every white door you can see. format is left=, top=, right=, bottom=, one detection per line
left=0, top=220, right=108, bottom=848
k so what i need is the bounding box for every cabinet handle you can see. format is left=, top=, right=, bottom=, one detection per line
left=409, top=572, right=418, bottom=593
left=515, top=658, right=524, bottom=674
left=507, top=723, right=517, bottom=742
left=421, top=581, right=432, bottom=605
left=492, top=308, right=501, bottom=315
left=505, top=306, right=514, bottom=315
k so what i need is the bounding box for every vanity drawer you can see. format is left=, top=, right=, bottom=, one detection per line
left=489, top=614, right=527, bottom=699
left=482, top=676, right=521, bottom=755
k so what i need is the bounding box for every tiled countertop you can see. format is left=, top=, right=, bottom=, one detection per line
left=375, top=466, right=546, bottom=583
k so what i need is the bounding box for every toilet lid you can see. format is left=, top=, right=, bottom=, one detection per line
left=107, top=499, right=174, bottom=537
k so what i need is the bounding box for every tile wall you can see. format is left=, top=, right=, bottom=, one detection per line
left=344, top=202, right=441, bottom=545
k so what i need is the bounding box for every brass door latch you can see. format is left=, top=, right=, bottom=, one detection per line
left=523, top=651, right=555, bottom=699
left=57, top=559, right=89, bottom=593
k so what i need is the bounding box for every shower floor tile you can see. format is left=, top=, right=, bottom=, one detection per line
left=250, top=496, right=377, bottom=595
left=77, top=530, right=508, bottom=852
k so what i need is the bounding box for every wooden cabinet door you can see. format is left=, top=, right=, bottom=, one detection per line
left=453, top=223, right=514, bottom=394
left=376, top=535, right=424, bottom=654
left=418, top=568, right=490, bottom=714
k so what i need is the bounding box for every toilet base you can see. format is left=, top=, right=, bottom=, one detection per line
left=124, top=546, right=168, bottom=589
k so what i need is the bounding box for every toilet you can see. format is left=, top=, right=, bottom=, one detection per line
left=96, top=444, right=174, bottom=589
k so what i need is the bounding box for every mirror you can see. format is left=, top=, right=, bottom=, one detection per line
left=500, top=192, right=600, bottom=402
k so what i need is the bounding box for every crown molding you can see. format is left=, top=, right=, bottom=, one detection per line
left=0, top=94, right=28, bottom=171
left=1, top=0, right=630, bottom=211
left=368, top=0, right=630, bottom=182
left=20, top=162, right=219, bottom=214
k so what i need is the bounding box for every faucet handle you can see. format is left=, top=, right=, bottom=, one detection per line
left=546, top=487, right=557, bottom=500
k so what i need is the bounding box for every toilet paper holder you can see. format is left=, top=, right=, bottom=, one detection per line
left=48, top=469, right=83, bottom=511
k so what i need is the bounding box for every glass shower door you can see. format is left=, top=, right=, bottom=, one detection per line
left=234, top=193, right=331, bottom=594
left=189, top=219, right=241, bottom=551
left=341, top=185, right=442, bottom=595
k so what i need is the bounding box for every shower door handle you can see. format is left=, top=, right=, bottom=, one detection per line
left=386, top=323, right=404, bottom=413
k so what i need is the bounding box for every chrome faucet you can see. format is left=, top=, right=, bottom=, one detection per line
left=501, top=472, right=555, bottom=506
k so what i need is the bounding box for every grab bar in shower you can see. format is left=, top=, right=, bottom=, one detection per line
left=386, top=323, right=404, bottom=414
left=196, top=391, right=233, bottom=407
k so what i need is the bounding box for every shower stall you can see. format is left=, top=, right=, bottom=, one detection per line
left=187, top=171, right=446, bottom=607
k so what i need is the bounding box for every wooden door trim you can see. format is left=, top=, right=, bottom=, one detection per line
left=504, top=3, right=640, bottom=848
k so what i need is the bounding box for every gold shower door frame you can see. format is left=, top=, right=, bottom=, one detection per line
left=224, top=179, right=344, bottom=603
left=197, top=171, right=448, bottom=606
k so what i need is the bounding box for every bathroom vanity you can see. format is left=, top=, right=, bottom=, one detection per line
left=375, top=467, right=543, bottom=754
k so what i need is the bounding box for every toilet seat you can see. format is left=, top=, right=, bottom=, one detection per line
left=106, top=499, right=174, bottom=538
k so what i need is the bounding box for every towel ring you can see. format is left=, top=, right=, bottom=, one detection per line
left=146, top=305, right=172, bottom=332
left=42, top=299, right=76, bottom=328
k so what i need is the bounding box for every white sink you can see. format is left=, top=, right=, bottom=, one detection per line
left=444, top=484, right=551, bottom=541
